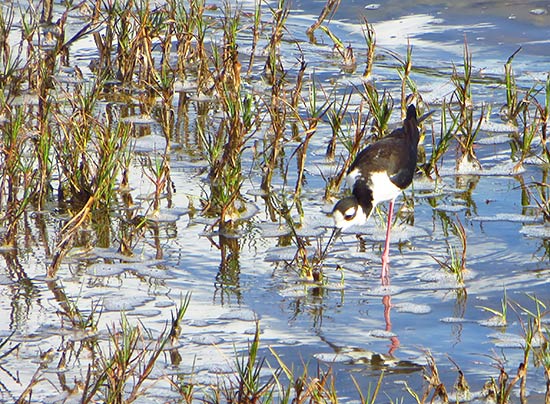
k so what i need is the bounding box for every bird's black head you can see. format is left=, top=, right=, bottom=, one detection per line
left=331, top=196, right=367, bottom=229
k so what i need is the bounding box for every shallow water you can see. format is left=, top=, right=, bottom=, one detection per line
left=1, top=0, right=550, bottom=402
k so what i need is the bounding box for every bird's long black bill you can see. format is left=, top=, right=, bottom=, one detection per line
left=319, top=227, right=341, bottom=261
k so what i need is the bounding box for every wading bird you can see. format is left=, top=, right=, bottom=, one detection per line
left=332, top=104, right=420, bottom=285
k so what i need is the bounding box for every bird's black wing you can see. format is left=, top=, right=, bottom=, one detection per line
left=349, top=136, right=415, bottom=188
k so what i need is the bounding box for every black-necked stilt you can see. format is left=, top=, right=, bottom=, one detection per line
left=332, top=104, right=420, bottom=285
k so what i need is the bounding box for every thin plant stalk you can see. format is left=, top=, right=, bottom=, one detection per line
left=305, top=0, right=341, bottom=39
left=362, top=17, right=376, bottom=78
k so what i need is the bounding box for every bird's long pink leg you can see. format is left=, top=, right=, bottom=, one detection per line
left=381, top=199, right=394, bottom=285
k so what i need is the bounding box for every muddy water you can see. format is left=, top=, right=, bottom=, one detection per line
left=1, top=0, right=550, bottom=402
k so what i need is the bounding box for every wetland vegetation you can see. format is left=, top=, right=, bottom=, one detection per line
left=0, top=0, right=550, bottom=402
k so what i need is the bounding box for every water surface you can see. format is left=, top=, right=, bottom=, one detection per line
left=1, top=0, right=550, bottom=402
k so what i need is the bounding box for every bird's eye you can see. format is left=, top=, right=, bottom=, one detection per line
left=344, top=208, right=356, bottom=221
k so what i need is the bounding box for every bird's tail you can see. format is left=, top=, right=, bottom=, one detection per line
left=406, top=104, right=417, bottom=123
left=404, top=104, right=419, bottom=144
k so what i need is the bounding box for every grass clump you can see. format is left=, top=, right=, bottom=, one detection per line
left=432, top=215, right=468, bottom=285
left=449, top=39, right=482, bottom=171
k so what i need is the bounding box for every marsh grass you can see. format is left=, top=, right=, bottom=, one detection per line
left=360, top=81, right=393, bottom=138
left=245, top=0, right=262, bottom=77
left=263, top=0, right=290, bottom=86
left=165, top=0, right=207, bottom=79
left=420, top=100, right=456, bottom=178
left=318, top=25, right=356, bottom=72
left=0, top=331, right=19, bottom=397
left=1, top=0, right=550, bottom=402
left=270, top=348, right=341, bottom=403
left=265, top=192, right=324, bottom=280
left=292, top=76, right=331, bottom=200
left=143, top=153, right=171, bottom=214
left=517, top=106, right=537, bottom=169
left=197, top=1, right=261, bottom=224
left=225, top=322, right=276, bottom=403
left=81, top=315, right=169, bottom=403
left=478, top=295, right=549, bottom=404
left=392, top=40, right=416, bottom=117
left=534, top=74, right=550, bottom=161
left=55, top=289, right=101, bottom=332
left=260, top=0, right=294, bottom=194
left=306, top=0, right=341, bottom=40
left=73, top=296, right=188, bottom=403
left=362, top=17, right=376, bottom=79
left=530, top=180, right=550, bottom=222
left=0, top=104, right=35, bottom=243
left=502, top=47, right=526, bottom=124
left=477, top=289, right=508, bottom=327
left=432, top=215, right=468, bottom=285
left=351, top=372, right=383, bottom=404
left=449, top=39, right=483, bottom=170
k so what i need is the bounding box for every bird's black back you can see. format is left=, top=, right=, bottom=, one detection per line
left=349, top=105, right=419, bottom=190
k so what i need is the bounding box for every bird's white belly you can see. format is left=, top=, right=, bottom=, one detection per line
left=370, top=171, right=401, bottom=204
left=346, top=169, right=401, bottom=205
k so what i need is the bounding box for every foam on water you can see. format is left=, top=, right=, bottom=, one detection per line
left=188, top=93, right=218, bottom=102
left=206, top=363, right=235, bottom=374
left=393, top=302, right=432, bottom=314
left=412, top=177, right=439, bottom=193
left=174, top=79, right=198, bottom=92
left=472, top=213, right=540, bottom=223
left=367, top=329, right=397, bottom=338
left=256, top=222, right=291, bottom=238
left=294, top=225, right=327, bottom=238
left=434, top=203, right=468, bottom=212
left=0, top=273, right=15, bottom=285
left=131, top=264, right=175, bottom=279
left=133, top=134, right=167, bottom=153
left=323, top=281, right=346, bottom=291
left=190, top=334, right=225, bottom=345
left=102, top=295, right=155, bottom=311
left=87, top=247, right=145, bottom=262
left=520, top=224, right=550, bottom=238
left=362, top=285, right=405, bottom=296
left=86, top=262, right=127, bottom=277
left=478, top=316, right=507, bottom=328
left=187, top=319, right=210, bottom=327
left=218, top=308, right=258, bottom=321
left=487, top=332, right=524, bottom=348
left=278, top=286, right=308, bottom=298
left=420, top=81, right=457, bottom=104
left=438, top=159, right=524, bottom=176
left=313, top=352, right=354, bottom=363
left=478, top=120, right=518, bottom=134
left=145, top=208, right=190, bottom=223
left=265, top=246, right=301, bottom=262
left=365, top=3, right=381, bottom=10
left=440, top=317, right=470, bottom=323
left=121, top=114, right=157, bottom=124
left=475, top=133, right=514, bottom=145
left=128, top=309, right=162, bottom=318
left=417, top=271, right=464, bottom=288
